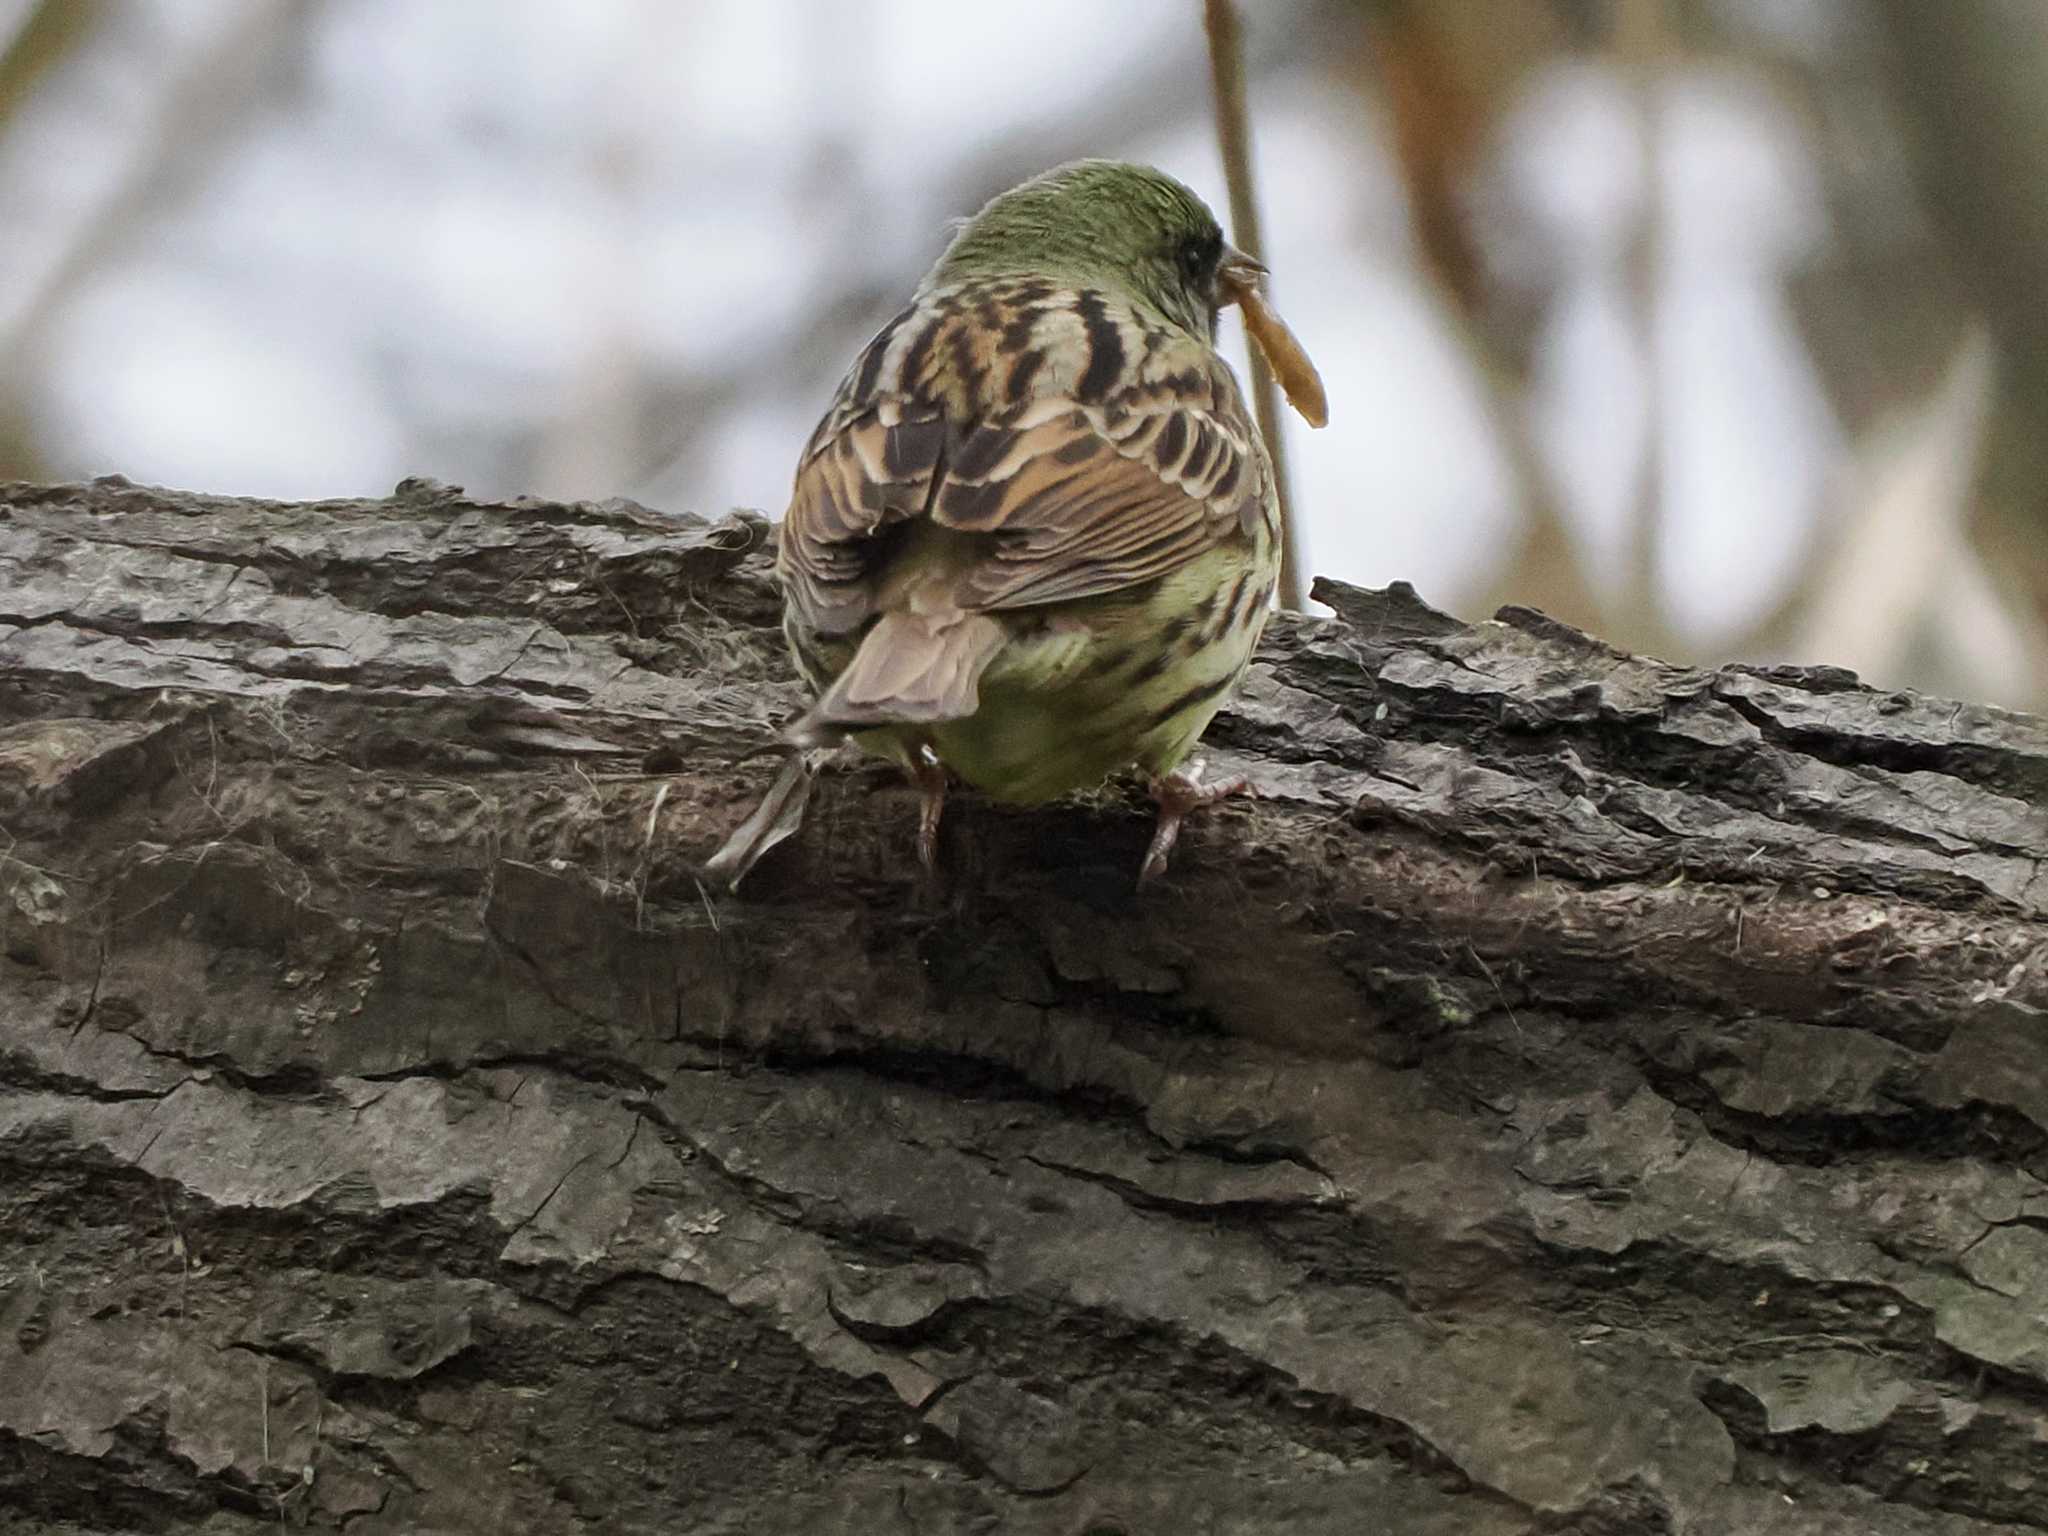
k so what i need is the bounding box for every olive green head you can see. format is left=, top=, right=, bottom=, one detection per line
left=928, top=159, right=1257, bottom=340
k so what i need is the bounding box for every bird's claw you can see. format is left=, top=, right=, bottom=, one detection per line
left=1138, top=767, right=1255, bottom=886
left=910, top=748, right=948, bottom=877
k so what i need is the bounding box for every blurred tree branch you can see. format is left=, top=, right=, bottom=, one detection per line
left=1613, top=0, right=1676, bottom=656
left=0, top=2, right=291, bottom=482
left=1361, top=0, right=2045, bottom=706
left=1871, top=0, right=2048, bottom=639
left=0, top=0, right=93, bottom=123
left=1204, top=0, right=1305, bottom=612
left=1362, top=0, right=1608, bottom=638
left=0, top=0, right=101, bottom=482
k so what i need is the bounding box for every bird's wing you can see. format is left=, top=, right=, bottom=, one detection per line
left=777, top=279, right=1270, bottom=637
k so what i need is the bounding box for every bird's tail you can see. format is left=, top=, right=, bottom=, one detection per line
left=785, top=610, right=1005, bottom=747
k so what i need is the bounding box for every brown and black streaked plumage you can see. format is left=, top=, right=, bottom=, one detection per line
left=775, top=159, right=1325, bottom=882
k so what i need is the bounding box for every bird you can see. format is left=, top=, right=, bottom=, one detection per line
left=773, top=159, right=1326, bottom=884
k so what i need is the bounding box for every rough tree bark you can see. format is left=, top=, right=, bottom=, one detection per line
left=1, top=477, right=2046, bottom=1535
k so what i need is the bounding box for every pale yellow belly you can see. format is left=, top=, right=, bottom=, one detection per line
left=922, top=544, right=1274, bottom=803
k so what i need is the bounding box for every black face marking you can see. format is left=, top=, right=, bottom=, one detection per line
left=1074, top=290, right=1126, bottom=401
left=1164, top=225, right=1226, bottom=337
left=1175, top=228, right=1224, bottom=285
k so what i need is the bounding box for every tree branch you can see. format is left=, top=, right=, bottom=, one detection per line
left=1204, top=0, right=1306, bottom=612
left=1, top=477, right=2044, bottom=1533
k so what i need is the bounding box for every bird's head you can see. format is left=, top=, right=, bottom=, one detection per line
left=930, top=160, right=1258, bottom=339
left=931, top=160, right=1325, bottom=427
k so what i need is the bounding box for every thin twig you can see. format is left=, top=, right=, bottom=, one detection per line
left=635, top=780, right=670, bottom=930
left=1203, top=0, right=1306, bottom=612
left=1615, top=0, right=1674, bottom=650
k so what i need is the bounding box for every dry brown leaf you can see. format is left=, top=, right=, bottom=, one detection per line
left=1233, top=281, right=1328, bottom=428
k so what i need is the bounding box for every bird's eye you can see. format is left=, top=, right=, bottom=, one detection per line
left=1177, top=233, right=1219, bottom=280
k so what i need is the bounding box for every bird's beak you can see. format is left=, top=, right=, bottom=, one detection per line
left=1217, top=246, right=1328, bottom=429
left=1219, top=246, right=1269, bottom=294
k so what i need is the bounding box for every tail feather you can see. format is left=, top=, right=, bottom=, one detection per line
left=786, top=611, right=1005, bottom=746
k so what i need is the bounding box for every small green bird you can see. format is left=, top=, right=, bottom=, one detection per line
left=777, top=159, right=1326, bottom=882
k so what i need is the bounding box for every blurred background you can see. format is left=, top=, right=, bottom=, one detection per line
left=1, top=0, right=2043, bottom=709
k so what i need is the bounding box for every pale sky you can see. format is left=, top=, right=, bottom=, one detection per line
left=11, top=0, right=1843, bottom=651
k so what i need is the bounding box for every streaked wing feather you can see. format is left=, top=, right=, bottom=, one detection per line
left=960, top=466, right=1214, bottom=609
left=778, top=279, right=1268, bottom=636
left=780, top=409, right=947, bottom=634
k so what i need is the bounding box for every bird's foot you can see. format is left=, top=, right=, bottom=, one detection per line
left=909, top=747, right=948, bottom=876
left=1139, top=764, right=1255, bottom=886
